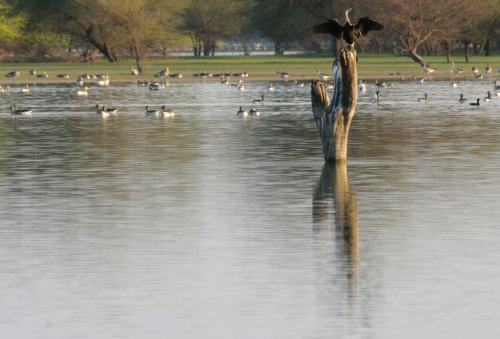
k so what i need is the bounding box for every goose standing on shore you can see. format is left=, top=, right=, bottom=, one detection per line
left=485, top=64, right=492, bottom=75
left=317, top=70, right=331, bottom=81
left=277, top=72, right=289, bottom=80
left=450, top=61, right=463, bottom=74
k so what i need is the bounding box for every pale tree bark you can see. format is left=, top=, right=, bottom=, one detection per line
left=311, top=44, right=357, bottom=163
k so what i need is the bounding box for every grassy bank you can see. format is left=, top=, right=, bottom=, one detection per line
left=0, top=53, right=499, bottom=84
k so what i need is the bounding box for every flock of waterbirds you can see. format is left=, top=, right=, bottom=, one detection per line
left=3, top=62, right=500, bottom=118
left=2, top=67, right=297, bottom=119
left=360, top=63, right=500, bottom=107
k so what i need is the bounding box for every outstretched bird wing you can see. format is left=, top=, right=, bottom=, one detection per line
left=313, top=19, right=343, bottom=40
left=354, top=17, right=383, bottom=39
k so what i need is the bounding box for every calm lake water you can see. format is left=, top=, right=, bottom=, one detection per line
left=1, top=76, right=500, bottom=339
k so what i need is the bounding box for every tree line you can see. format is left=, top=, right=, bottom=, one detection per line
left=0, top=0, right=498, bottom=71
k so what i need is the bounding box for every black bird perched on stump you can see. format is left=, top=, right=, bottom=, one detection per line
left=313, top=9, right=383, bottom=46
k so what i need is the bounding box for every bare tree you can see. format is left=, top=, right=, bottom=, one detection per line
left=181, top=0, right=245, bottom=56
left=371, top=0, right=469, bottom=70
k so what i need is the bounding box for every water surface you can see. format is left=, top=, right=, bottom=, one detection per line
left=1, top=78, right=500, bottom=339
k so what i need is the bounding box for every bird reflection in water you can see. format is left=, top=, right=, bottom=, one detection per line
left=313, top=162, right=359, bottom=297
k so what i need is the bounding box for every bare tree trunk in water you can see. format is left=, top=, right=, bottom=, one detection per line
left=313, top=162, right=359, bottom=295
left=311, top=44, right=357, bottom=163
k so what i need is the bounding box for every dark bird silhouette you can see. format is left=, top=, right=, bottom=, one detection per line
left=313, top=9, right=383, bottom=45
left=470, top=98, right=480, bottom=106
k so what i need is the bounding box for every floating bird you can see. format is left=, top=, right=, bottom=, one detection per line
left=21, top=84, right=30, bottom=93
left=102, top=105, right=118, bottom=115
left=484, top=91, right=492, bottom=102
left=418, top=93, right=428, bottom=102
left=249, top=107, right=261, bottom=116
left=238, top=82, right=245, bottom=91
left=95, top=104, right=109, bottom=118
left=494, top=80, right=500, bottom=91
left=470, top=98, right=480, bottom=106
left=268, top=83, right=274, bottom=91
left=77, top=86, right=89, bottom=96
left=10, top=104, right=32, bottom=116
left=160, top=105, right=175, bottom=117
left=369, top=90, right=380, bottom=105
left=253, top=93, right=265, bottom=104
left=149, top=82, right=163, bottom=91
left=97, top=78, right=110, bottom=86
left=358, top=80, right=367, bottom=93
left=459, top=93, right=467, bottom=103
left=312, top=8, right=383, bottom=45
left=144, top=105, right=159, bottom=117
left=451, top=82, right=458, bottom=88
left=220, top=76, right=229, bottom=85
left=237, top=106, right=247, bottom=117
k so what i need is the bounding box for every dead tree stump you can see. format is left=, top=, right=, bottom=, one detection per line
left=311, top=45, right=358, bottom=163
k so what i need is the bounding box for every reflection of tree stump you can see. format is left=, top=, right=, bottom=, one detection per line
left=311, top=45, right=357, bottom=163
left=313, top=162, right=359, bottom=295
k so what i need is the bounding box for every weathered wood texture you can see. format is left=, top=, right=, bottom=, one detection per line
left=311, top=45, right=357, bottom=163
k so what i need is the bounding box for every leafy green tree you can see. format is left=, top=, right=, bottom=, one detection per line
left=0, top=0, right=26, bottom=57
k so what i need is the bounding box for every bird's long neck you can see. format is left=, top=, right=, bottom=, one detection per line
left=345, top=8, right=352, bottom=25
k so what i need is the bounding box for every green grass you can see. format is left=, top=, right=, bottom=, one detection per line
left=0, top=53, right=499, bottom=83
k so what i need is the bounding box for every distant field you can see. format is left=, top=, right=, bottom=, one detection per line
left=0, top=53, right=499, bottom=83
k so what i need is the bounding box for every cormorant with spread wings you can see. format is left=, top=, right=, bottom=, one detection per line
left=313, top=9, right=383, bottom=45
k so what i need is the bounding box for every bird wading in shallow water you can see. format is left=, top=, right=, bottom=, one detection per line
left=312, top=9, right=383, bottom=46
